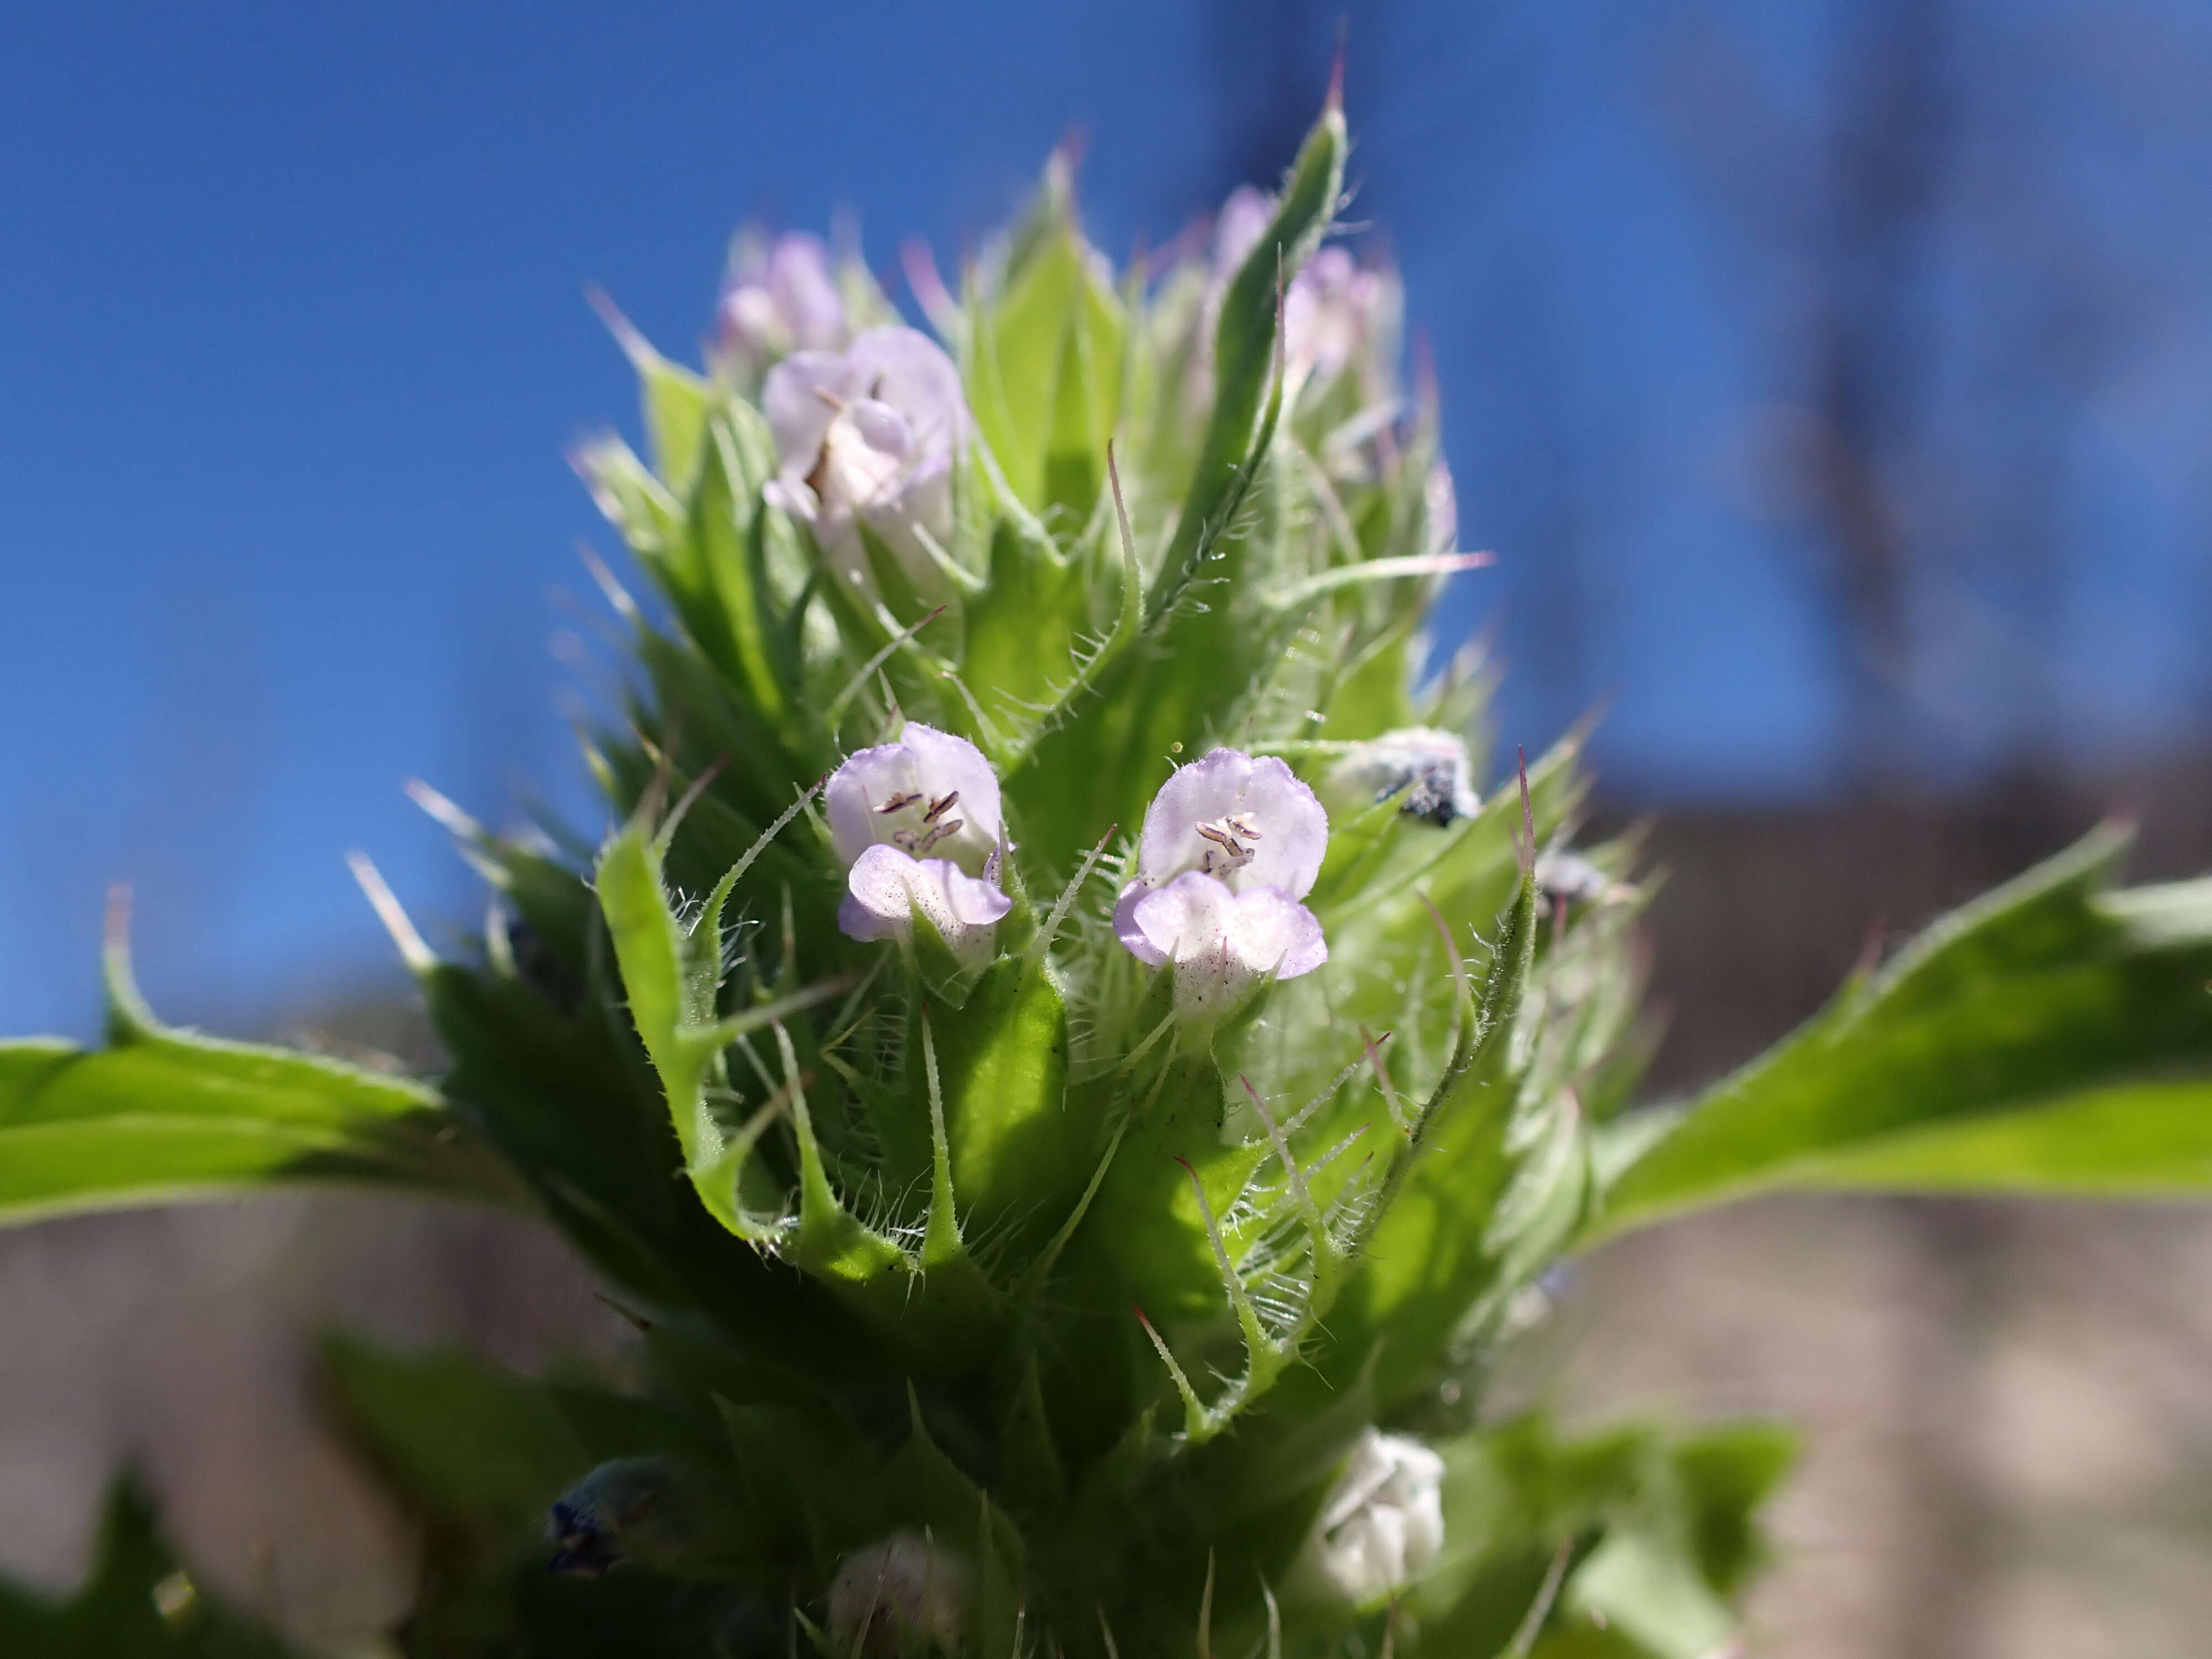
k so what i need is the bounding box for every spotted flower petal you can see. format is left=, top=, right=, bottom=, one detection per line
left=825, top=724, right=1009, bottom=962
left=1131, top=748, right=1328, bottom=899
left=824, top=722, right=1001, bottom=876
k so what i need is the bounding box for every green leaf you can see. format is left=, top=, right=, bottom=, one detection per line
left=1008, top=97, right=1346, bottom=858
left=958, top=515, right=1095, bottom=748
left=968, top=212, right=1126, bottom=529
left=1668, top=1423, right=1796, bottom=1596
left=596, top=817, right=1005, bottom=1364
left=1405, top=1415, right=1789, bottom=1659
left=0, top=962, right=520, bottom=1225
left=1563, top=1530, right=1732, bottom=1659
left=593, top=289, right=715, bottom=490
left=1322, top=858, right=1545, bottom=1407
left=869, top=1394, right=1029, bottom=1659
left=693, top=415, right=808, bottom=749
left=322, top=1335, right=605, bottom=1532
left=593, top=813, right=851, bottom=1246
left=918, top=957, right=1081, bottom=1246
left=1589, top=827, right=2212, bottom=1244
left=1150, top=99, right=1345, bottom=618
left=0, top=1475, right=299, bottom=1657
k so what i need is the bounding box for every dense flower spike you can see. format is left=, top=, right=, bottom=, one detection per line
left=717, top=229, right=847, bottom=368
left=1308, top=1431, right=1448, bottom=1604
left=1115, top=749, right=1329, bottom=1017
left=761, top=325, right=968, bottom=592
left=827, top=722, right=1009, bottom=963
left=33, top=90, right=1910, bottom=1659
left=10, top=75, right=2204, bottom=1659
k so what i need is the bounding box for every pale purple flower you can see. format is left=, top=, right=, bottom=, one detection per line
left=838, top=847, right=1010, bottom=969
left=1115, top=749, right=1329, bottom=1016
left=1324, top=728, right=1479, bottom=828
left=828, top=1530, right=971, bottom=1656
left=1119, top=872, right=1327, bottom=1021
left=1212, top=185, right=1276, bottom=276
left=1309, top=1430, right=1447, bottom=1604
left=1283, top=245, right=1389, bottom=388
left=717, top=231, right=847, bottom=366
left=826, top=723, right=1009, bottom=965
left=761, top=326, right=968, bottom=593
left=1206, top=186, right=1393, bottom=399
left=1425, top=459, right=1459, bottom=559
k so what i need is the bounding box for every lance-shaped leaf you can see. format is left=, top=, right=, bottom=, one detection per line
left=1588, top=826, right=2212, bottom=1245
left=593, top=811, right=855, bottom=1245
left=593, top=288, right=716, bottom=491
left=864, top=1391, right=1031, bottom=1659
left=1151, top=99, right=1345, bottom=622
left=1319, top=858, right=1543, bottom=1409
left=597, top=815, right=1001, bottom=1364
left=958, top=511, right=1097, bottom=751
left=0, top=920, right=520, bottom=1226
left=966, top=185, right=1128, bottom=529
left=915, top=957, right=1082, bottom=1248
left=1011, top=96, right=1346, bottom=858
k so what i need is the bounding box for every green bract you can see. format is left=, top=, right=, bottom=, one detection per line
left=8, top=98, right=2212, bottom=1658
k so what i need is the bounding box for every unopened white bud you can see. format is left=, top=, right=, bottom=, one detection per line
left=1310, top=1430, right=1447, bottom=1604
left=827, top=1530, right=971, bottom=1655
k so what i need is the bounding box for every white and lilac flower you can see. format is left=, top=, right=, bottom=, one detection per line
left=1115, top=749, right=1329, bottom=1018
left=1308, top=1429, right=1447, bottom=1604
left=827, top=1530, right=971, bottom=1656
left=1284, top=245, right=1390, bottom=389
left=1212, top=184, right=1277, bottom=278
left=761, top=326, right=968, bottom=595
left=716, top=230, right=847, bottom=367
left=826, top=723, right=1009, bottom=967
left=1324, top=728, right=1480, bottom=828
left=1208, top=186, right=1394, bottom=400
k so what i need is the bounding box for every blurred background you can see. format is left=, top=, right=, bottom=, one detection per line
left=4, top=3, right=2211, bottom=1653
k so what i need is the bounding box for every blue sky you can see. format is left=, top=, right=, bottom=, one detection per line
left=5, top=2, right=2207, bottom=1039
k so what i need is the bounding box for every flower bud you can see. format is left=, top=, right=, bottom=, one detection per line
left=1535, top=847, right=1632, bottom=907
left=1206, top=186, right=1396, bottom=406
left=1323, top=728, right=1479, bottom=828
left=717, top=229, right=848, bottom=371
left=547, top=1456, right=745, bottom=1580
left=1310, top=1430, right=1447, bottom=1604
left=827, top=1530, right=971, bottom=1655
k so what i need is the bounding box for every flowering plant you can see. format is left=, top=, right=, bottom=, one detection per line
left=7, top=91, right=2212, bottom=1659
